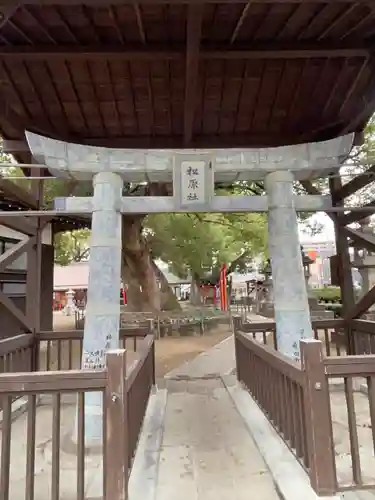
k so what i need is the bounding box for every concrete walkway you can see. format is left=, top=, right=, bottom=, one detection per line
left=164, top=336, right=236, bottom=379
left=130, top=335, right=281, bottom=500
left=155, top=377, right=280, bottom=500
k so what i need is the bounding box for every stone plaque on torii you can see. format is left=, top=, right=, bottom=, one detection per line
left=26, top=130, right=354, bottom=439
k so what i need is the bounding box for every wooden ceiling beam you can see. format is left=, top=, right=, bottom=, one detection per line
left=0, top=43, right=370, bottom=60
left=2, top=132, right=319, bottom=150
left=0, top=0, right=372, bottom=5
left=342, top=56, right=375, bottom=135
left=184, top=4, right=203, bottom=146
left=0, top=99, right=53, bottom=137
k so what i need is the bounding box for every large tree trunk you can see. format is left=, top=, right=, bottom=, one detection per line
left=151, top=261, right=181, bottom=311
left=190, top=273, right=202, bottom=305
left=121, top=216, right=160, bottom=312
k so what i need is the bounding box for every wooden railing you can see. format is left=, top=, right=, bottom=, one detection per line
left=235, top=331, right=309, bottom=467
left=236, top=328, right=375, bottom=495
left=350, top=319, right=375, bottom=355
left=235, top=332, right=336, bottom=495
left=324, top=355, right=375, bottom=491
left=0, top=334, right=34, bottom=374
left=0, top=326, right=153, bottom=376
left=127, top=335, right=155, bottom=464
left=0, top=335, right=155, bottom=500
left=240, top=318, right=347, bottom=356
left=35, top=327, right=151, bottom=371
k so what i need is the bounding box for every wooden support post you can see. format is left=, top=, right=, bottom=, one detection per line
left=26, top=171, right=44, bottom=369
left=105, top=349, right=128, bottom=500
left=300, top=340, right=337, bottom=495
left=329, top=177, right=355, bottom=354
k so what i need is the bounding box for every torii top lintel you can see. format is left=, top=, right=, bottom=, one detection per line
left=26, top=130, right=354, bottom=183
left=0, top=0, right=375, bottom=154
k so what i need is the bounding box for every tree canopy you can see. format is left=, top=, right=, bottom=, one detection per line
left=54, top=229, right=90, bottom=266
left=146, top=211, right=267, bottom=280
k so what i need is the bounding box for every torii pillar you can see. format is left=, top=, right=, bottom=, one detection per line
left=265, top=171, right=313, bottom=361
left=81, top=171, right=123, bottom=442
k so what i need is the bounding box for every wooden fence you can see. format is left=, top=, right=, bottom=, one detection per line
left=239, top=318, right=347, bottom=356
left=235, top=327, right=375, bottom=495
left=0, top=331, right=155, bottom=500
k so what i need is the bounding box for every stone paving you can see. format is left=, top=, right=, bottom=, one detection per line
left=155, top=377, right=280, bottom=500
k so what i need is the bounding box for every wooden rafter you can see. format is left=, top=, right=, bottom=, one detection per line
left=0, top=4, right=19, bottom=30
left=0, top=0, right=372, bottom=4
left=318, top=4, right=357, bottom=40
left=342, top=56, right=375, bottom=134
left=345, top=284, right=375, bottom=321
left=342, top=226, right=375, bottom=253
left=0, top=98, right=53, bottom=138
left=333, top=164, right=375, bottom=202
left=230, top=1, right=252, bottom=44
left=337, top=57, right=369, bottom=118
left=133, top=3, right=146, bottom=44
left=184, top=4, right=203, bottom=146
left=341, top=198, right=375, bottom=225
left=0, top=42, right=370, bottom=60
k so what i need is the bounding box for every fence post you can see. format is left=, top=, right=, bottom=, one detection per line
left=300, top=339, right=337, bottom=495
left=32, top=332, right=39, bottom=371
left=234, top=334, right=241, bottom=383
left=151, top=338, right=156, bottom=386
left=105, top=349, right=128, bottom=500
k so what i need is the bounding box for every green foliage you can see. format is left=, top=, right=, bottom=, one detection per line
left=54, top=229, right=90, bottom=266
left=357, top=115, right=375, bottom=161
left=0, top=138, right=11, bottom=165
left=146, top=212, right=267, bottom=279
left=313, top=286, right=341, bottom=303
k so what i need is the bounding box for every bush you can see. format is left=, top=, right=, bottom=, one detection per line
left=313, top=286, right=341, bottom=303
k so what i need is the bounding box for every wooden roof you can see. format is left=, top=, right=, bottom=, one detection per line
left=1, top=0, right=375, bottom=152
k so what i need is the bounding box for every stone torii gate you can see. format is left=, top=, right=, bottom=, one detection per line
left=26, top=130, right=354, bottom=437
